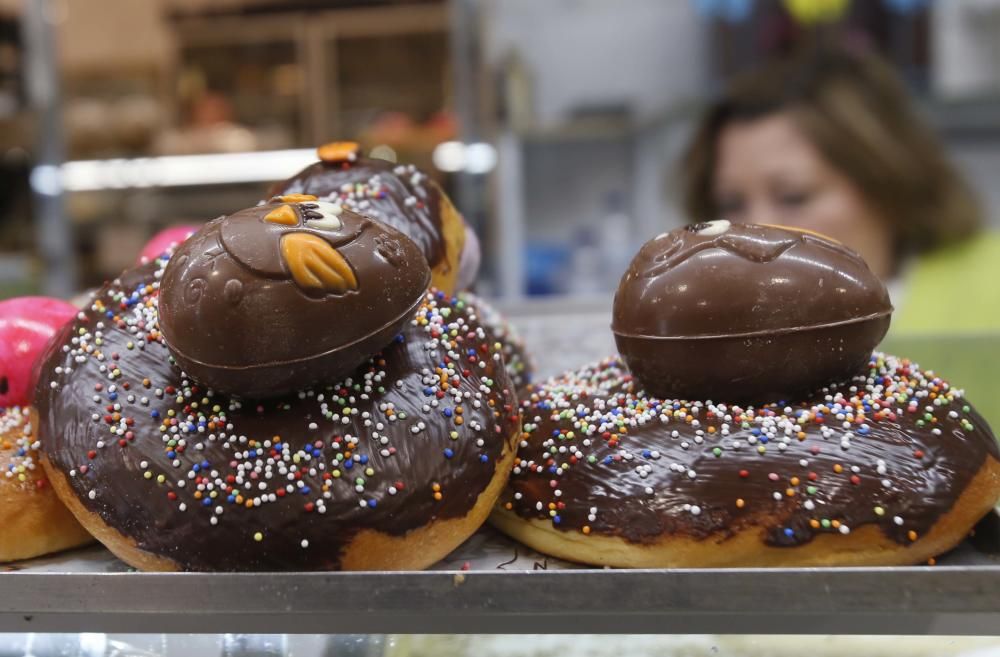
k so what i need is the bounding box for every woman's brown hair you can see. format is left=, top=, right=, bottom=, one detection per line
left=680, top=46, right=981, bottom=256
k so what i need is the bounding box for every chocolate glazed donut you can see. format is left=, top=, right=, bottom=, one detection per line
left=491, top=356, right=1000, bottom=567
left=459, top=291, right=535, bottom=397
left=34, top=258, right=521, bottom=571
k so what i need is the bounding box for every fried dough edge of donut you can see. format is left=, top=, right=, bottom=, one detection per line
left=42, top=453, right=180, bottom=572
left=430, top=186, right=465, bottom=295
left=340, top=432, right=518, bottom=570
left=0, top=409, right=94, bottom=563
left=489, top=455, right=1000, bottom=568
left=41, top=423, right=520, bottom=572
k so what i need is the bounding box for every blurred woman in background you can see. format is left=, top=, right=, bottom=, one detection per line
left=680, top=46, right=998, bottom=335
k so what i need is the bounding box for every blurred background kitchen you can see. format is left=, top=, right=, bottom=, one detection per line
left=3, top=0, right=1000, bottom=378
left=4, top=0, right=999, bottom=296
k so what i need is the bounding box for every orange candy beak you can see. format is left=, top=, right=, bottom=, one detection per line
left=317, top=141, right=361, bottom=164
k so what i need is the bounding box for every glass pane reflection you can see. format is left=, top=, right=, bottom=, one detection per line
left=3, top=635, right=1000, bottom=657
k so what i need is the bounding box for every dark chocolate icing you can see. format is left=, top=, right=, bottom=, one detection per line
left=158, top=201, right=430, bottom=399
left=462, top=292, right=534, bottom=395
left=500, top=357, right=999, bottom=551
left=272, top=157, right=451, bottom=269
left=34, top=258, right=519, bottom=571
left=612, top=221, right=893, bottom=402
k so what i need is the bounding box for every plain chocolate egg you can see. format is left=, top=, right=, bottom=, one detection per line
left=612, top=220, right=893, bottom=403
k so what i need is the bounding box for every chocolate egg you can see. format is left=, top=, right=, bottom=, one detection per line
left=159, top=197, right=431, bottom=398
left=612, top=221, right=893, bottom=403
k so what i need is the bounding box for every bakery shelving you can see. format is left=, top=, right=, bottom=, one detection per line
left=15, top=2, right=456, bottom=293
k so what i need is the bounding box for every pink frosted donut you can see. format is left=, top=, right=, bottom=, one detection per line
left=0, top=295, right=92, bottom=561
left=0, top=297, right=77, bottom=407
left=137, top=225, right=201, bottom=263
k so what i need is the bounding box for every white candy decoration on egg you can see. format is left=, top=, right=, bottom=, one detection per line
left=302, top=201, right=345, bottom=231
left=695, top=219, right=731, bottom=236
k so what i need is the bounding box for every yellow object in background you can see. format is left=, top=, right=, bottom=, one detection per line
left=883, top=231, right=1000, bottom=428
left=782, top=0, right=851, bottom=24
left=893, top=232, right=1000, bottom=335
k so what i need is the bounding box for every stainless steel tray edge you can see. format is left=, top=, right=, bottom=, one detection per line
left=2, top=566, right=1000, bottom=634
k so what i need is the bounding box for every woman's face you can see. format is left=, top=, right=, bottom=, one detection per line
left=712, top=112, right=893, bottom=278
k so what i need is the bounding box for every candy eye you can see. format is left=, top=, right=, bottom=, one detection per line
left=300, top=201, right=343, bottom=231
left=688, top=219, right=731, bottom=236
left=305, top=217, right=342, bottom=231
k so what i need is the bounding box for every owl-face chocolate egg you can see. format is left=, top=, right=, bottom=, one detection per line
left=159, top=197, right=431, bottom=398
left=612, top=221, right=892, bottom=403
left=270, top=141, right=472, bottom=293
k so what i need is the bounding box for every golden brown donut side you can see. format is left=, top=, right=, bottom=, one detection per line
left=339, top=433, right=516, bottom=570
left=41, top=454, right=177, bottom=571
left=434, top=188, right=467, bottom=294
left=0, top=408, right=93, bottom=562
left=492, top=356, right=1000, bottom=567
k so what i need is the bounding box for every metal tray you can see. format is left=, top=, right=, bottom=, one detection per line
left=2, top=514, right=999, bottom=635
left=3, top=305, right=1000, bottom=636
